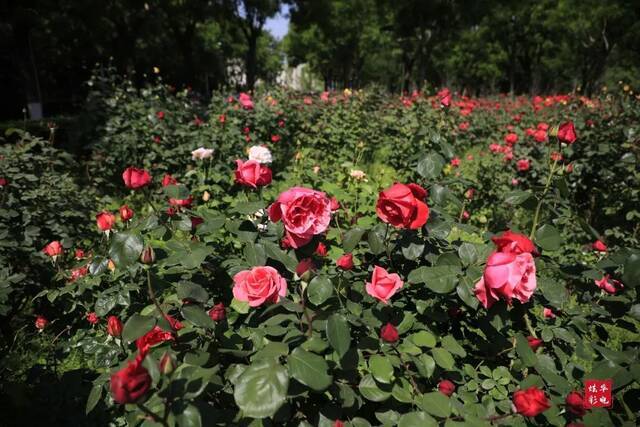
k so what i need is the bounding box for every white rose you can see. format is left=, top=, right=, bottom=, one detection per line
left=248, top=145, right=273, bottom=164
left=191, top=147, right=214, bottom=160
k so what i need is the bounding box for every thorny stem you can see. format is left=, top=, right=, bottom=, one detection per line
left=524, top=312, right=537, bottom=338
left=529, top=155, right=559, bottom=239
left=383, top=223, right=394, bottom=269
left=147, top=269, right=166, bottom=320
left=137, top=403, right=168, bottom=427
left=299, top=284, right=313, bottom=336
left=392, top=346, right=419, bottom=395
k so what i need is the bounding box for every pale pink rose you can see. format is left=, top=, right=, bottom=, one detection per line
left=543, top=308, right=556, bottom=319
left=594, top=275, right=623, bottom=294
left=232, top=266, right=287, bottom=307
left=268, top=187, right=331, bottom=248
left=474, top=251, right=537, bottom=309
left=366, top=266, right=404, bottom=304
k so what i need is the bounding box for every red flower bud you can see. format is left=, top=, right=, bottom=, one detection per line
left=336, top=253, right=354, bottom=270
left=438, top=379, right=456, bottom=396
left=140, top=246, right=156, bottom=264
left=107, top=316, right=123, bottom=337
left=513, top=386, right=550, bottom=417
left=208, top=303, right=226, bottom=322
left=86, top=312, right=99, bottom=325
left=527, top=336, right=543, bottom=351
left=380, top=323, right=399, bottom=343
left=119, top=205, right=134, bottom=222
left=110, top=356, right=151, bottom=404
left=35, top=315, right=48, bottom=330
left=565, top=391, right=586, bottom=416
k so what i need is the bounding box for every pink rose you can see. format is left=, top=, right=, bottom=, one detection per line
left=543, top=307, right=556, bottom=319
left=238, top=92, right=254, bottom=110
left=517, top=159, right=531, bottom=171
left=234, top=159, right=272, bottom=188
left=233, top=266, right=288, bottom=307
left=122, top=167, right=151, bottom=189
left=268, top=187, right=332, bottom=248
left=474, top=251, right=537, bottom=309
left=366, top=266, right=403, bottom=304
left=594, top=275, right=623, bottom=294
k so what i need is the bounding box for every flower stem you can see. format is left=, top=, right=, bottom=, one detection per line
left=529, top=157, right=558, bottom=239
left=147, top=269, right=166, bottom=320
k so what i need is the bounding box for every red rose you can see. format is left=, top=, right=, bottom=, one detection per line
left=333, top=421, right=344, bottom=427
left=491, top=230, right=536, bottom=255
left=107, top=316, right=123, bottom=337
left=35, top=315, right=48, bottom=330
left=271, top=134, right=281, bottom=143
left=234, top=159, right=272, bottom=188
left=156, top=111, right=164, bottom=120
left=233, top=266, right=288, bottom=307
left=380, top=323, right=399, bottom=343
left=208, top=303, right=226, bottom=321
left=295, top=258, right=316, bottom=277
left=136, top=326, right=175, bottom=354
left=594, top=275, right=624, bottom=294
left=592, top=240, right=607, bottom=252
left=42, top=241, right=64, bottom=258
left=336, top=253, right=354, bottom=270
left=450, top=157, right=461, bottom=167
left=119, top=205, right=134, bottom=222
left=557, top=121, right=577, bottom=144
left=565, top=391, right=586, bottom=416
left=527, top=336, right=543, bottom=351
left=315, top=242, right=328, bottom=257
left=110, top=356, right=152, bottom=404
left=438, top=379, right=456, bottom=396
left=69, top=266, right=88, bottom=282
left=86, top=312, right=99, bottom=325
left=517, top=159, right=531, bottom=172
left=330, top=197, right=340, bottom=211
left=534, top=129, right=547, bottom=143
left=75, top=248, right=85, bottom=259
left=122, top=167, right=152, bottom=190
left=513, top=386, right=550, bottom=417
left=218, top=114, right=226, bottom=123
left=164, top=314, right=184, bottom=331
left=168, top=195, right=193, bottom=208
left=437, top=88, right=451, bottom=107
left=0, top=177, right=7, bottom=186
left=376, top=183, right=429, bottom=229
left=162, top=174, right=177, bottom=187
left=96, top=211, right=116, bottom=232
left=504, top=133, right=518, bottom=145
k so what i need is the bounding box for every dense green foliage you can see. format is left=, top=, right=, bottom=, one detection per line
left=0, top=75, right=639, bottom=426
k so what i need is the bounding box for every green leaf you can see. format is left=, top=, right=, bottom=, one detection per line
left=359, top=374, right=391, bottom=402
left=94, top=294, right=117, bottom=317
left=432, top=348, right=455, bottom=370
left=343, top=227, right=365, bottom=252
left=535, top=224, right=561, bottom=251
left=263, top=241, right=298, bottom=273
left=417, top=153, right=445, bottom=179
left=409, top=331, right=436, bottom=348
left=391, top=378, right=414, bottom=403
left=233, top=201, right=265, bottom=215
left=504, top=190, right=533, bottom=205
left=457, top=243, right=478, bottom=265
left=109, top=232, right=143, bottom=267
left=164, top=184, right=191, bottom=200
left=408, top=266, right=460, bottom=293
left=85, top=383, right=102, bottom=414
left=419, top=392, right=452, bottom=418
left=326, top=314, right=351, bottom=358
left=122, top=314, right=156, bottom=343
left=244, top=243, right=266, bottom=266
left=175, top=404, right=202, bottom=427
left=287, top=348, right=332, bottom=391
left=234, top=358, right=289, bottom=419
left=181, top=305, right=215, bottom=328
left=398, top=412, right=437, bottom=427
left=367, top=228, right=386, bottom=255
left=307, top=276, right=333, bottom=306
left=230, top=298, right=250, bottom=314
left=441, top=336, right=466, bottom=357
left=414, top=354, right=436, bottom=379
left=515, top=333, right=537, bottom=367
left=369, top=355, right=394, bottom=384
left=623, top=253, right=640, bottom=288
left=177, top=282, right=209, bottom=303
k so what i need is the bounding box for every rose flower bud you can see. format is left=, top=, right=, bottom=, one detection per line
left=110, top=356, right=152, bottom=404
left=438, top=379, right=456, bottom=396
left=512, top=386, right=550, bottom=417
left=565, top=391, right=586, bottom=417
left=107, top=316, right=123, bottom=337
left=336, top=253, right=354, bottom=270
left=119, top=205, right=134, bottom=222
left=140, top=246, right=156, bottom=264
left=208, top=303, right=226, bottom=322
left=380, top=323, right=399, bottom=343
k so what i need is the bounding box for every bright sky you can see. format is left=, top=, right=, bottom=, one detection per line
left=265, top=4, right=290, bottom=40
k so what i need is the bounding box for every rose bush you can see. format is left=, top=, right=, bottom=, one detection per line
left=1, top=74, right=639, bottom=426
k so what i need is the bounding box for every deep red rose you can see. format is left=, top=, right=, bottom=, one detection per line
left=0, top=177, right=7, bottom=186
left=75, top=248, right=85, bottom=259
left=271, top=134, right=281, bottom=143
left=315, top=242, right=328, bottom=257
left=330, top=197, right=340, bottom=211
left=156, top=111, right=165, bottom=120
left=513, top=386, right=550, bottom=417
left=162, top=174, right=177, bottom=187
left=107, top=316, right=123, bottom=337
left=566, top=391, right=586, bottom=416
left=376, top=183, right=429, bottom=229
left=110, top=356, right=152, bottom=404
left=168, top=195, right=193, bottom=208
left=136, top=326, right=175, bottom=354
left=122, top=167, right=151, bottom=189
left=517, top=159, right=531, bottom=172
left=295, top=258, right=316, bottom=277
left=208, top=303, right=226, bottom=321
left=336, top=253, right=354, bottom=270
left=119, top=205, right=134, bottom=222
left=380, top=323, right=399, bottom=343
left=557, top=121, right=577, bottom=144
left=527, top=336, right=543, bottom=351
left=592, top=240, right=607, bottom=252
left=234, top=159, right=272, bottom=188
left=438, top=379, right=456, bottom=396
